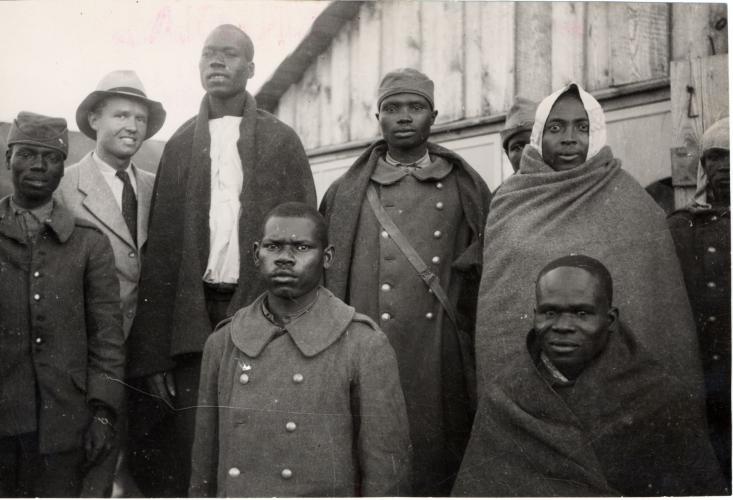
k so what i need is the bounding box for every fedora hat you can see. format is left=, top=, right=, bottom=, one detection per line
left=76, top=70, right=166, bottom=140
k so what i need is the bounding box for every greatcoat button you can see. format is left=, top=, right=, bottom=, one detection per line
left=381, top=230, right=389, bottom=239
left=431, top=256, right=440, bottom=264
left=707, top=281, right=717, bottom=289
left=381, top=283, right=391, bottom=291
left=33, top=271, right=40, bottom=278
left=713, top=354, right=721, bottom=361
left=33, top=294, right=41, bottom=301
left=708, top=246, right=717, bottom=253
left=128, top=251, right=136, bottom=258
left=286, top=421, right=297, bottom=432
left=228, top=467, right=241, bottom=477
left=35, top=337, right=42, bottom=344
left=433, top=230, right=442, bottom=239
left=435, top=202, right=444, bottom=210
left=436, top=182, right=443, bottom=189
left=292, top=373, right=304, bottom=384
left=425, top=312, right=434, bottom=320
left=239, top=373, right=249, bottom=384
left=709, top=316, right=717, bottom=323
left=711, top=215, right=718, bottom=221
left=281, top=468, right=293, bottom=479
left=381, top=312, right=391, bottom=321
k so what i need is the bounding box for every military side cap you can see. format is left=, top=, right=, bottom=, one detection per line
left=500, top=96, right=537, bottom=151
left=377, top=68, right=435, bottom=110
left=702, top=117, right=729, bottom=153
left=7, top=111, right=69, bottom=158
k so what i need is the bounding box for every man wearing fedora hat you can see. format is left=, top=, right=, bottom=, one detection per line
left=56, top=69, right=166, bottom=497
left=320, top=68, right=491, bottom=495
left=125, top=25, right=315, bottom=496
left=0, top=111, right=125, bottom=496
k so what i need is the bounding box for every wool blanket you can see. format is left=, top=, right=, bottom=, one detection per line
left=127, top=92, right=316, bottom=378
left=453, top=325, right=725, bottom=496
left=474, top=145, right=703, bottom=391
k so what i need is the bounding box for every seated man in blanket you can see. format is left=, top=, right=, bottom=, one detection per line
left=453, top=254, right=725, bottom=496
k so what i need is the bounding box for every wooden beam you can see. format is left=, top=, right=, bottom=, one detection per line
left=516, top=2, right=552, bottom=100
left=480, top=2, right=515, bottom=115
left=552, top=2, right=586, bottom=89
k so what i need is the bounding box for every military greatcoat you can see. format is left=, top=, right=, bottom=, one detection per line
left=320, top=140, right=491, bottom=495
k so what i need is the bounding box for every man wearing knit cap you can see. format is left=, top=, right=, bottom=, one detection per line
left=500, top=96, right=537, bottom=172
left=0, top=112, right=124, bottom=496
left=668, top=116, right=731, bottom=486
left=125, top=25, right=315, bottom=496
left=55, top=69, right=166, bottom=497
left=320, top=67, right=491, bottom=495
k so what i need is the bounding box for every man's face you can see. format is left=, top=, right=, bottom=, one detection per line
left=377, top=93, right=437, bottom=152
left=541, top=93, right=590, bottom=171
left=89, top=96, right=149, bottom=164
left=254, top=216, right=333, bottom=300
left=199, top=26, right=255, bottom=99
left=534, top=266, right=617, bottom=378
left=506, top=130, right=532, bottom=173
left=6, top=144, right=65, bottom=208
left=702, top=148, right=730, bottom=205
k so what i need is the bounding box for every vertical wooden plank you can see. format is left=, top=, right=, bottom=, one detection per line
left=672, top=3, right=713, bottom=59
left=421, top=1, right=464, bottom=123
left=670, top=59, right=701, bottom=208
left=277, top=84, right=298, bottom=131
left=699, top=54, right=729, bottom=130
left=552, top=2, right=586, bottom=89
left=463, top=1, right=483, bottom=118
left=330, top=22, right=351, bottom=144
left=586, top=2, right=610, bottom=90
left=317, top=48, right=333, bottom=147
left=516, top=2, right=552, bottom=100
left=380, top=0, right=421, bottom=72
left=349, top=1, right=381, bottom=141
left=295, top=63, right=321, bottom=150
left=709, top=4, right=728, bottom=56
left=609, top=3, right=669, bottom=85
left=481, top=2, right=515, bottom=115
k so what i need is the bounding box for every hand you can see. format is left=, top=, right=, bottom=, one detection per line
left=84, top=409, right=116, bottom=466
left=146, top=371, right=176, bottom=408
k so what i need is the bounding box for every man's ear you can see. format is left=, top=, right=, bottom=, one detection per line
left=375, top=112, right=380, bottom=121
left=322, top=244, right=335, bottom=270
left=5, top=149, right=11, bottom=170
left=607, top=306, right=619, bottom=332
left=252, top=241, right=261, bottom=266
left=88, top=112, right=100, bottom=133
left=430, top=109, right=438, bottom=125
left=247, top=61, right=256, bottom=79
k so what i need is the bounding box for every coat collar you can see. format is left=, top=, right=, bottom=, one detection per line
left=0, top=196, right=75, bottom=243
left=230, top=287, right=355, bottom=358
left=371, top=155, right=453, bottom=185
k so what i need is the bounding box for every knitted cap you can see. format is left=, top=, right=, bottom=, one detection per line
left=377, top=68, right=434, bottom=110
left=7, top=111, right=68, bottom=158
left=501, top=97, right=537, bottom=150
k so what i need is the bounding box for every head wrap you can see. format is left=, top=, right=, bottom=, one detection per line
left=694, top=117, right=730, bottom=205
left=529, top=82, right=606, bottom=163
left=6, top=111, right=68, bottom=158
left=501, top=97, right=537, bottom=151
left=377, top=68, right=435, bottom=110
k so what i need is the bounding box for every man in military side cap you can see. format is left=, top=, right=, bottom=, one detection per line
left=500, top=96, right=537, bottom=173
left=0, top=112, right=124, bottom=496
left=320, top=68, right=492, bottom=495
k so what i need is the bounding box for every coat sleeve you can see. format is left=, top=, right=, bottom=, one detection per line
left=189, top=329, right=225, bottom=497
left=83, top=227, right=125, bottom=414
left=351, top=324, right=412, bottom=496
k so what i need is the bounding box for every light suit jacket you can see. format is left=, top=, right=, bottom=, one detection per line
left=57, top=152, right=154, bottom=338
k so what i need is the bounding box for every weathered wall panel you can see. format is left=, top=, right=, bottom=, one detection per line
left=349, top=2, right=381, bottom=141
left=515, top=2, right=553, bottom=100
left=609, top=3, right=669, bottom=85
left=551, top=2, right=585, bottom=89
left=330, top=23, right=351, bottom=144
left=586, top=2, right=611, bottom=90
left=380, top=0, right=421, bottom=73
left=480, top=2, right=516, bottom=114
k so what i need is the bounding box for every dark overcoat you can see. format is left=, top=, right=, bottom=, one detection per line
left=189, top=288, right=411, bottom=497
left=127, top=92, right=316, bottom=378
left=0, top=197, right=124, bottom=454
left=319, top=140, right=491, bottom=494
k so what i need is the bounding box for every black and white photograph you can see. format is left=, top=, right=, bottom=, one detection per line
left=0, top=0, right=729, bottom=497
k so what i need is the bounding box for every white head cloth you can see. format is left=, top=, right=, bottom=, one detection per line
left=529, top=82, right=607, bottom=163
left=694, top=117, right=729, bottom=205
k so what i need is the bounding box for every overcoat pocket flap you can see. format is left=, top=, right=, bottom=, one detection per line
left=70, top=368, right=87, bottom=392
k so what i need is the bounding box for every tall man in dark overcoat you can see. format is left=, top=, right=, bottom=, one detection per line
left=125, top=24, right=316, bottom=496
left=0, top=112, right=125, bottom=497
left=320, top=68, right=491, bottom=495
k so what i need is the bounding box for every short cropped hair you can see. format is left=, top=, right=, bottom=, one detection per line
left=261, top=202, right=328, bottom=249
left=536, top=254, right=613, bottom=305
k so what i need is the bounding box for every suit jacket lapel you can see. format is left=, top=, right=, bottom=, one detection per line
left=78, top=154, right=136, bottom=248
